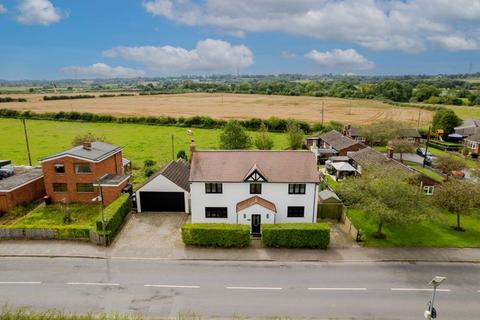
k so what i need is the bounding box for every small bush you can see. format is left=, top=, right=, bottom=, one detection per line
left=43, top=95, right=95, bottom=101
left=262, top=223, right=330, bottom=249
left=182, top=223, right=251, bottom=248
left=95, top=194, right=131, bottom=239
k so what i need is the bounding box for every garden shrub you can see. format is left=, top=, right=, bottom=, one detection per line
left=182, top=223, right=251, bottom=248
left=262, top=223, right=330, bottom=249
left=95, top=194, right=131, bottom=238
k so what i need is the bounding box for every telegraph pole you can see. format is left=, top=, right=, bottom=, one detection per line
left=21, top=118, right=32, bottom=166
left=423, top=125, right=431, bottom=168
left=321, top=101, right=325, bottom=126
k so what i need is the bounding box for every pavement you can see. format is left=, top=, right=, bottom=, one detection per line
left=1, top=257, right=479, bottom=319
left=1, top=213, right=480, bottom=263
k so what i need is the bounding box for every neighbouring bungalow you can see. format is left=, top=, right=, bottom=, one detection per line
left=454, top=119, right=480, bottom=137
left=189, top=148, right=320, bottom=235
left=135, top=158, right=190, bottom=213
left=342, top=125, right=366, bottom=143
left=398, top=128, right=422, bottom=143
left=309, top=130, right=366, bottom=163
left=40, top=141, right=131, bottom=205
left=464, top=134, right=480, bottom=154
left=348, top=147, right=440, bottom=195
left=0, top=161, right=45, bottom=214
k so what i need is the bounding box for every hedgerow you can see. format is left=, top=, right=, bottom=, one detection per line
left=181, top=223, right=251, bottom=248
left=262, top=223, right=330, bottom=249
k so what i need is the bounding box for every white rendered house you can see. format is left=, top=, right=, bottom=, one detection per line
left=189, top=150, right=320, bottom=235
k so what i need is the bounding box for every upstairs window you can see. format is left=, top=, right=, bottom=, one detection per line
left=288, top=183, right=306, bottom=194
left=205, top=183, right=222, bottom=194
left=74, top=163, right=92, bottom=174
left=54, top=164, right=65, bottom=174
left=250, top=183, right=262, bottom=194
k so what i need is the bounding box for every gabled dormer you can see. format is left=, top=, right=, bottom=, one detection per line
left=243, top=164, right=268, bottom=182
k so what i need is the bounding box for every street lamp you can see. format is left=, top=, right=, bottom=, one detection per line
left=424, top=276, right=446, bottom=319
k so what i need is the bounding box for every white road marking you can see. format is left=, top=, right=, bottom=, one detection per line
left=226, top=286, right=282, bottom=290
left=144, top=284, right=200, bottom=289
left=308, top=287, right=367, bottom=291
left=391, top=288, right=451, bottom=292
left=67, top=282, right=120, bottom=286
left=0, top=281, right=42, bottom=284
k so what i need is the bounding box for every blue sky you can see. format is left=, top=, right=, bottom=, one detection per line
left=1, top=0, right=479, bottom=80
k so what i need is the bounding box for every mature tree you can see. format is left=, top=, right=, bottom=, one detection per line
left=220, top=120, right=251, bottom=150
left=71, top=132, right=108, bottom=146
left=358, top=120, right=402, bottom=146
left=254, top=123, right=274, bottom=150
left=413, top=83, right=441, bottom=102
left=287, top=121, right=304, bottom=150
left=337, top=167, right=431, bottom=239
left=433, top=179, right=480, bottom=231
left=375, top=80, right=413, bottom=102
left=390, top=139, right=416, bottom=162
left=176, top=150, right=188, bottom=161
left=434, top=155, right=466, bottom=179
left=432, top=109, right=462, bottom=135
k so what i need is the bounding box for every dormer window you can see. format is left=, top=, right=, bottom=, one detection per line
left=244, top=164, right=267, bottom=182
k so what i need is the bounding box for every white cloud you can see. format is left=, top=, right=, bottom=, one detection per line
left=141, top=0, right=480, bottom=53
left=0, top=4, right=7, bottom=14
left=305, top=49, right=374, bottom=71
left=61, top=63, right=145, bottom=78
left=281, top=51, right=296, bottom=59
left=15, top=0, right=65, bottom=25
left=428, top=35, right=478, bottom=51
left=103, top=39, right=254, bottom=72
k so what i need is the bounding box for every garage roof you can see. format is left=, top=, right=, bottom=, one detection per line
left=0, top=167, right=43, bottom=192
left=138, top=158, right=190, bottom=192
left=190, top=150, right=319, bottom=183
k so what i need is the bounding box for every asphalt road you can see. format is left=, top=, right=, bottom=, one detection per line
left=1, top=257, right=479, bottom=319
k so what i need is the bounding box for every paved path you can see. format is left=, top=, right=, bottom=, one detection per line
left=0, top=257, right=479, bottom=319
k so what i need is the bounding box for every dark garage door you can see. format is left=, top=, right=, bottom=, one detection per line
left=139, top=192, right=185, bottom=212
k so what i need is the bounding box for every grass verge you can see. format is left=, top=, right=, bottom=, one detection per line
left=348, top=208, right=480, bottom=247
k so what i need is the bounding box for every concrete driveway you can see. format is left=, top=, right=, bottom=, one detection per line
left=391, top=152, right=427, bottom=164
left=112, top=212, right=190, bottom=257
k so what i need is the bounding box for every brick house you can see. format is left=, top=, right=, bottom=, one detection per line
left=0, top=165, right=45, bottom=213
left=40, top=142, right=131, bottom=205
left=398, top=128, right=422, bottom=143
left=308, top=130, right=366, bottom=163
left=464, top=134, right=480, bottom=154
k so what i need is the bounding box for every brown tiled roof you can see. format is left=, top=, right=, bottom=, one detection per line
left=320, top=130, right=361, bottom=151
left=190, top=150, right=319, bottom=183
left=348, top=147, right=412, bottom=173
left=399, top=128, right=421, bottom=138
left=466, top=134, right=480, bottom=143
left=236, top=196, right=277, bottom=213
left=137, top=158, right=190, bottom=192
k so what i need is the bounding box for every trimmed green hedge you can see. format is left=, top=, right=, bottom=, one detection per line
left=182, top=223, right=251, bottom=248
left=262, top=223, right=330, bottom=249
left=95, top=194, right=131, bottom=238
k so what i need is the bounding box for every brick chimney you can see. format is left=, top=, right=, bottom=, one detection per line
left=83, top=141, right=92, bottom=151
left=189, top=139, right=196, bottom=162
left=386, top=141, right=394, bottom=159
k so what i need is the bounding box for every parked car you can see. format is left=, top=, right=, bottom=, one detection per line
left=417, top=147, right=433, bottom=158
left=451, top=170, right=465, bottom=178
left=423, top=156, right=433, bottom=166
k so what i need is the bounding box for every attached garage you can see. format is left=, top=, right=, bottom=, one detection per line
left=135, top=159, right=190, bottom=213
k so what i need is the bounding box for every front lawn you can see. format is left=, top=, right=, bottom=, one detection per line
left=348, top=209, right=480, bottom=247
left=11, top=203, right=99, bottom=228
left=324, top=175, right=339, bottom=191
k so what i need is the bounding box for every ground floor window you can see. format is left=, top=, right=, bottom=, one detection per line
left=53, top=183, right=67, bottom=193
left=287, top=206, right=305, bottom=217
left=205, top=207, right=228, bottom=218
left=76, top=183, right=94, bottom=193
left=423, top=185, right=434, bottom=196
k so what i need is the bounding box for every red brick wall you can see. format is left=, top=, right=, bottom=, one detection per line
left=42, top=151, right=126, bottom=204
left=0, top=177, right=45, bottom=213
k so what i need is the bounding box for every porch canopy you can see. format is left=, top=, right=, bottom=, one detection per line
left=331, top=161, right=356, bottom=172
